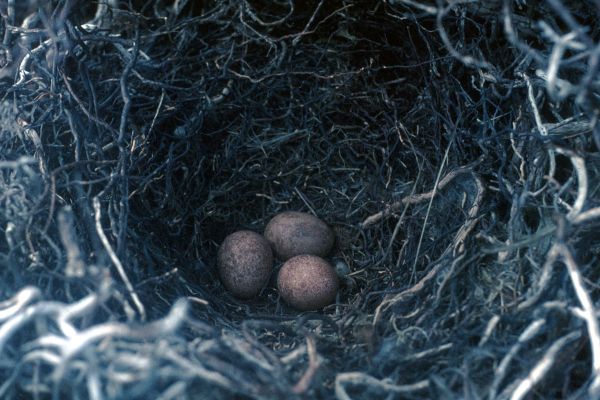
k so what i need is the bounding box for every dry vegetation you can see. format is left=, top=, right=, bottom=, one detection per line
left=0, top=0, right=599, bottom=399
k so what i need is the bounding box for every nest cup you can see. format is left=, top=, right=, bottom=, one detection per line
left=1, top=1, right=598, bottom=399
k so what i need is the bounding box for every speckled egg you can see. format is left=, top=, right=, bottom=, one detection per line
left=217, top=230, right=273, bottom=299
left=264, top=211, right=334, bottom=261
left=277, top=254, right=338, bottom=311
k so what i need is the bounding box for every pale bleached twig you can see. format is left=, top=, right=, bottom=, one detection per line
left=93, top=196, right=146, bottom=321
left=361, top=164, right=478, bottom=228
left=335, top=372, right=428, bottom=400
left=510, top=330, right=581, bottom=400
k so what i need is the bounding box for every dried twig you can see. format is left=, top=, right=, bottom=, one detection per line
left=361, top=164, right=480, bottom=228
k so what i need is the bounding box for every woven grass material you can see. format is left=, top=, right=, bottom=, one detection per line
left=0, top=0, right=599, bottom=398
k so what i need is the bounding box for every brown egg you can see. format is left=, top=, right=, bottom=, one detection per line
left=277, top=255, right=338, bottom=311
left=217, top=230, right=273, bottom=299
left=264, top=211, right=334, bottom=261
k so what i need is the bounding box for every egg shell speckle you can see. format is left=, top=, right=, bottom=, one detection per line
left=217, top=230, right=273, bottom=299
left=264, top=211, right=334, bottom=261
left=277, top=254, right=338, bottom=311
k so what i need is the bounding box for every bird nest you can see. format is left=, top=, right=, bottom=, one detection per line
left=1, top=1, right=599, bottom=399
